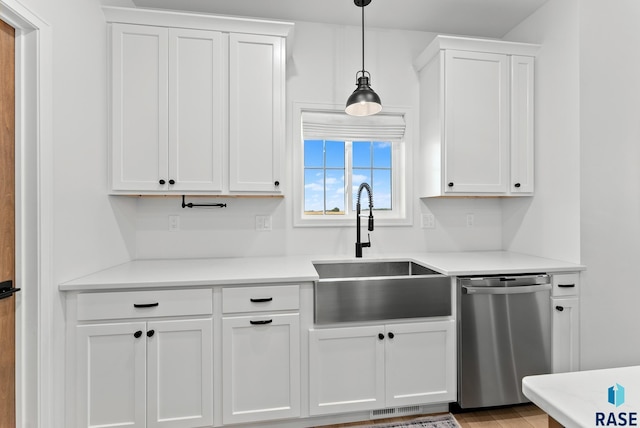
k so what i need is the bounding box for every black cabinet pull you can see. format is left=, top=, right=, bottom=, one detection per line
left=388, top=332, right=395, bottom=339
left=147, top=330, right=155, bottom=337
left=250, top=319, right=273, bottom=325
left=134, top=330, right=143, bottom=338
left=0, top=280, right=20, bottom=300
left=555, top=306, right=564, bottom=312
left=514, top=183, right=521, bottom=188
left=274, top=181, right=280, bottom=187
left=558, top=283, right=576, bottom=288
left=169, top=179, right=175, bottom=185
left=378, top=333, right=384, bottom=340
left=159, top=179, right=166, bottom=185
left=134, top=302, right=159, bottom=308
left=250, top=297, right=273, bottom=303
left=448, top=182, right=454, bottom=187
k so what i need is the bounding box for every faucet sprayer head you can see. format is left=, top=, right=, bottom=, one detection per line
left=356, top=182, right=374, bottom=231
left=356, top=182, right=373, bottom=208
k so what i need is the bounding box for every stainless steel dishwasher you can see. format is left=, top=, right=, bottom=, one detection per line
left=457, top=274, right=551, bottom=409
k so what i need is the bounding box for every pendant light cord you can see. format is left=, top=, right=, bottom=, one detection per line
left=361, top=3, right=365, bottom=74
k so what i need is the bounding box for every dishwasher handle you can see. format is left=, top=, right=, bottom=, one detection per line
left=462, top=283, right=552, bottom=295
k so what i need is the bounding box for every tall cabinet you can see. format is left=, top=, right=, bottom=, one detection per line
left=414, top=36, right=539, bottom=197
left=105, top=7, right=292, bottom=195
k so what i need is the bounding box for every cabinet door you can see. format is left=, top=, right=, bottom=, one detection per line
left=444, top=50, right=509, bottom=194
left=229, top=33, right=284, bottom=193
left=551, top=297, right=580, bottom=373
left=76, top=322, right=147, bottom=428
left=111, top=24, right=169, bottom=191
left=146, top=318, right=213, bottom=428
left=385, top=320, right=456, bottom=406
left=222, top=313, right=300, bottom=424
left=309, top=326, right=385, bottom=415
left=510, top=55, right=535, bottom=194
left=168, top=29, right=225, bottom=192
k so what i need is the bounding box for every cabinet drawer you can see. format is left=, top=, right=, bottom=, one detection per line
left=552, top=273, right=580, bottom=297
left=223, top=285, right=299, bottom=313
left=77, top=289, right=213, bottom=321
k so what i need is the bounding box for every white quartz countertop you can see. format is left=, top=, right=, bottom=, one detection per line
left=59, top=250, right=585, bottom=291
left=523, top=366, right=640, bottom=428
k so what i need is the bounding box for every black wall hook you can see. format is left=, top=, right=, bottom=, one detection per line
left=181, top=195, right=227, bottom=209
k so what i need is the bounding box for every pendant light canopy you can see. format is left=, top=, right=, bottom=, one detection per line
left=345, top=0, right=382, bottom=117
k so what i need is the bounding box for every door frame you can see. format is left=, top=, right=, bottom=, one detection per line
left=0, top=2, right=52, bottom=428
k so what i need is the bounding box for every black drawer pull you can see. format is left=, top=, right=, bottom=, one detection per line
left=378, top=333, right=384, bottom=340
left=134, top=302, right=159, bottom=308
left=147, top=329, right=155, bottom=337
left=250, top=319, right=273, bottom=325
left=555, top=306, right=564, bottom=312
left=388, top=332, right=395, bottom=339
left=250, top=297, right=273, bottom=303
left=134, top=330, right=143, bottom=338
left=557, top=283, right=576, bottom=288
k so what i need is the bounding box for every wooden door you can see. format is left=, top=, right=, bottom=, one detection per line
left=0, top=18, right=16, bottom=428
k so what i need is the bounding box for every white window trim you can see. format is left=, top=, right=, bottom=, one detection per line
left=292, top=102, right=414, bottom=228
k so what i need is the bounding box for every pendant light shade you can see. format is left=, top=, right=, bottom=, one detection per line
left=345, top=0, right=382, bottom=116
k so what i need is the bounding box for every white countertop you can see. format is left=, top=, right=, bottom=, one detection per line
left=59, top=250, right=585, bottom=291
left=523, top=366, right=640, bottom=428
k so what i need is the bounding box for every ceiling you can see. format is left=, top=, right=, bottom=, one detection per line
left=129, top=0, right=549, bottom=38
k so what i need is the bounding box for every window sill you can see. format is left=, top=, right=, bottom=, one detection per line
left=293, top=216, right=412, bottom=228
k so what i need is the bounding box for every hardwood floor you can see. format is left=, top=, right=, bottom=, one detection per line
left=454, top=404, right=548, bottom=428
left=315, top=404, right=548, bottom=428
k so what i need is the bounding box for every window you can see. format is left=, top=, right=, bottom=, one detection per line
left=303, top=140, right=392, bottom=215
left=294, top=106, right=411, bottom=227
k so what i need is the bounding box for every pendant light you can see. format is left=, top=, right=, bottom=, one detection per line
left=345, top=0, right=382, bottom=116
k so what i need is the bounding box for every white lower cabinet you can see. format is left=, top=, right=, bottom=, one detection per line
left=72, top=288, right=214, bottom=428
left=221, top=284, right=301, bottom=424
left=550, top=273, right=580, bottom=373
left=76, top=318, right=213, bottom=428
left=551, top=297, right=580, bottom=373
left=309, top=320, right=456, bottom=416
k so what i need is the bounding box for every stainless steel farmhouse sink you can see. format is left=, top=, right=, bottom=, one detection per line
left=313, top=260, right=451, bottom=324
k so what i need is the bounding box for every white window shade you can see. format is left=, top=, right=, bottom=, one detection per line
left=302, top=111, right=406, bottom=141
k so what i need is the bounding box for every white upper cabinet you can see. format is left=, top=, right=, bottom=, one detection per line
left=415, top=36, right=539, bottom=197
left=229, top=34, right=284, bottom=193
left=168, top=28, right=225, bottom=192
left=106, top=7, right=292, bottom=195
left=111, top=24, right=169, bottom=192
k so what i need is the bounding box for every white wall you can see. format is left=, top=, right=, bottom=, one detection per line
left=579, top=0, right=640, bottom=369
left=13, top=0, right=135, bottom=425
left=134, top=21, right=505, bottom=259
left=501, top=0, right=581, bottom=264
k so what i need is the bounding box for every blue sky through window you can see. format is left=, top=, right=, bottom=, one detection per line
left=304, top=140, right=392, bottom=214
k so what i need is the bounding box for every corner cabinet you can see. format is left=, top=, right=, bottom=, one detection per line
left=415, top=36, right=539, bottom=197
left=308, top=320, right=456, bottom=416
left=106, top=7, right=292, bottom=195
